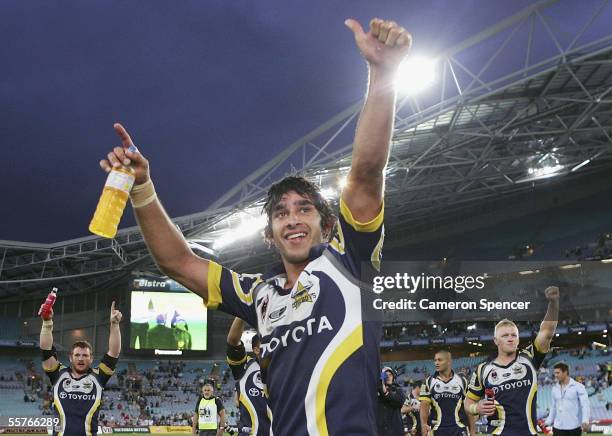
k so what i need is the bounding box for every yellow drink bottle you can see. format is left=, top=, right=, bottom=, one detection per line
left=89, top=165, right=136, bottom=239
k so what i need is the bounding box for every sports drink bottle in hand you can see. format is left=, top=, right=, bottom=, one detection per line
left=485, top=387, right=495, bottom=402
left=89, top=145, right=138, bottom=238
left=38, top=287, right=58, bottom=320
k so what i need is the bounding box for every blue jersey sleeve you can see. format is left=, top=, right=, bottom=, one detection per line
left=43, top=361, right=67, bottom=385
left=522, top=340, right=547, bottom=369
left=206, top=261, right=260, bottom=327
left=467, top=363, right=485, bottom=401
left=327, top=198, right=384, bottom=279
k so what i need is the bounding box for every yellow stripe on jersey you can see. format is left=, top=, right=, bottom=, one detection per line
left=454, top=398, right=466, bottom=428
left=339, top=198, right=384, bottom=232
left=53, top=395, right=65, bottom=436
left=207, top=261, right=223, bottom=309
left=432, top=399, right=442, bottom=430
left=44, top=361, right=61, bottom=373
left=329, top=219, right=346, bottom=255
left=98, top=362, right=114, bottom=376
left=227, top=354, right=247, bottom=366
left=266, top=404, right=273, bottom=427
left=526, top=380, right=538, bottom=434
left=231, top=271, right=256, bottom=305
left=239, top=392, right=257, bottom=436
left=466, top=391, right=481, bottom=401
left=418, top=395, right=432, bottom=403
left=370, top=230, right=384, bottom=272
left=315, top=324, right=363, bottom=436
left=85, top=398, right=101, bottom=436
left=492, top=404, right=506, bottom=435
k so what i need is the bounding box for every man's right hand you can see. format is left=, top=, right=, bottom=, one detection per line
left=477, top=399, right=496, bottom=416
left=99, top=123, right=150, bottom=186
left=39, top=306, right=53, bottom=321
left=421, top=424, right=431, bottom=435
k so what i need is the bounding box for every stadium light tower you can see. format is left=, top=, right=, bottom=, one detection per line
left=395, top=56, right=437, bottom=94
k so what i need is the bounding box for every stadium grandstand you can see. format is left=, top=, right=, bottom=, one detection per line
left=2, top=1, right=612, bottom=435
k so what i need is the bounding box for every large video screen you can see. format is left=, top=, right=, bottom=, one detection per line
left=130, top=279, right=207, bottom=351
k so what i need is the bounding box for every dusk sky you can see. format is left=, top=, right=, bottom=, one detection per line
left=2, top=0, right=582, bottom=243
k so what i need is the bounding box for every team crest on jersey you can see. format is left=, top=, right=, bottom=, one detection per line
left=290, top=272, right=319, bottom=309
left=433, top=380, right=461, bottom=395
left=486, top=364, right=527, bottom=386
left=62, top=377, right=94, bottom=394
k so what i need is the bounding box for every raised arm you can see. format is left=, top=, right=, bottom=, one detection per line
left=534, top=286, right=559, bottom=353
left=100, top=124, right=211, bottom=303
left=108, top=301, right=122, bottom=358
left=342, top=18, right=412, bottom=222
left=39, top=308, right=57, bottom=371
left=227, top=317, right=245, bottom=346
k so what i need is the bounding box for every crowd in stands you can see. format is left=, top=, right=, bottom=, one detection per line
left=1, top=347, right=610, bottom=427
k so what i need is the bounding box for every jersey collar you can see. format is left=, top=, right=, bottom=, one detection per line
left=262, top=243, right=328, bottom=284
left=433, top=370, right=455, bottom=382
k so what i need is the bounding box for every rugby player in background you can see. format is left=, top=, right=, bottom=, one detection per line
left=100, top=16, right=411, bottom=435
left=226, top=317, right=270, bottom=436
left=402, top=382, right=421, bottom=435
left=419, top=351, right=475, bottom=436
left=464, top=286, right=560, bottom=435
left=40, top=299, right=121, bottom=436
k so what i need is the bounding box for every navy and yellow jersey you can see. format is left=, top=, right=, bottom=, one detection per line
left=207, top=198, right=384, bottom=436
left=226, top=342, right=270, bottom=436
left=195, top=396, right=224, bottom=431
left=402, top=396, right=419, bottom=433
left=467, top=341, right=547, bottom=435
left=43, top=354, right=117, bottom=436
left=419, top=371, right=469, bottom=431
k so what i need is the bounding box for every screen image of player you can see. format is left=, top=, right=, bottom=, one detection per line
left=130, top=290, right=207, bottom=351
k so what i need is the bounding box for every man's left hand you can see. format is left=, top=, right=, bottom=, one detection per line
left=110, top=301, right=122, bottom=324
left=345, top=18, right=412, bottom=72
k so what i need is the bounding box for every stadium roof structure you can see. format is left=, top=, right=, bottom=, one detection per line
left=2, top=0, right=612, bottom=301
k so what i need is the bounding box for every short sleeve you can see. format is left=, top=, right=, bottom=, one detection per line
left=216, top=397, right=225, bottom=412
left=522, top=340, right=547, bottom=369
left=207, top=261, right=260, bottom=327
left=419, top=377, right=431, bottom=403
left=43, top=361, right=66, bottom=385
left=467, top=363, right=485, bottom=401
left=327, top=198, right=384, bottom=278
left=94, top=353, right=118, bottom=387
left=226, top=342, right=247, bottom=381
